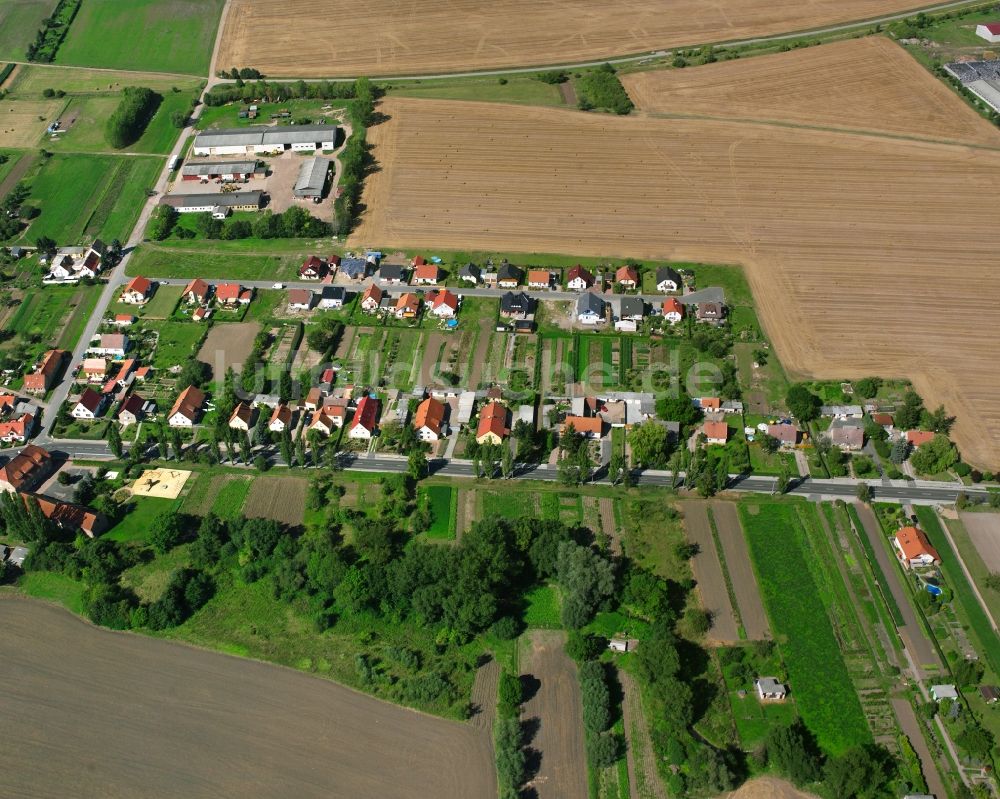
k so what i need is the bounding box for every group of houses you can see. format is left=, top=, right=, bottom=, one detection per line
left=0, top=445, right=106, bottom=537
left=180, top=278, right=254, bottom=321
left=358, top=284, right=461, bottom=321
left=71, top=356, right=155, bottom=427
left=0, top=393, right=39, bottom=444
left=223, top=383, right=381, bottom=441
left=42, top=241, right=105, bottom=284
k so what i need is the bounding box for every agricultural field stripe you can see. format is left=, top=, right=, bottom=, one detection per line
left=740, top=501, right=870, bottom=754
left=845, top=503, right=905, bottom=626
left=712, top=501, right=771, bottom=641
left=706, top=504, right=745, bottom=638
left=915, top=506, right=1000, bottom=676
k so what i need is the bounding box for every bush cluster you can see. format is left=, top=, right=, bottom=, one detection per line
left=105, top=86, right=161, bottom=149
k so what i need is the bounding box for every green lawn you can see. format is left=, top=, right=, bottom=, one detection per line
left=146, top=320, right=208, bottom=368
left=387, top=75, right=564, bottom=106
left=0, top=0, right=58, bottom=60
left=18, top=153, right=162, bottom=244
left=523, top=584, right=562, bottom=628
left=1, top=284, right=100, bottom=361
left=740, top=500, right=870, bottom=755
left=56, top=0, right=226, bottom=75
left=105, top=496, right=180, bottom=542
left=210, top=477, right=252, bottom=520
left=16, top=570, right=86, bottom=614
left=127, top=246, right=302, bottom=281
left=915, top=506, right=1000, bottom=676
left=140, top=284, right=184, bottom=319
left=421, top=484, right=455, bottom=540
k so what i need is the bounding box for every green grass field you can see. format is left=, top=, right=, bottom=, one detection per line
left=105, top=496, right=180, bottom=542
left=127, top=246, right=302, bottom=281
left=55, top=0, right=226, bottom=75
left=522, top=584, right=562, bottom=628
left=420, top=484, right=454, bottom=539
left=16, top=570, right=85, bottom=614
left=147, top=320, right=208, bottom=369
left=18, top=153, right=162, bottom=244
left=210, top=477, right=252, bottom=521
left=387, top=75, right=564, bottom=106
left=139, top=284, right=184, bottom=319
left=740, top=500, right=870, bottom=755
left=0, top=0, right=58, bottom=60
left=1, top=284, right=100, bottom=359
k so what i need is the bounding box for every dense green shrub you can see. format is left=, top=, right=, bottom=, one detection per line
left=575, top=64, right=633, bottom=115
left=105, top=86, right=161, bottom=148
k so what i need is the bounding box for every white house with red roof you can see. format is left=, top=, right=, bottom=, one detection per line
left=120, top=276, right=153, bottom=304
left=977, top=22, right=1000, bottom=42
left=662, top=297, right=684, bottom=324
left=349, top=395, right=379, bottom=439
left=429, top=289, right=459, bottom=318
left=893, top=526, right=941, bottom=569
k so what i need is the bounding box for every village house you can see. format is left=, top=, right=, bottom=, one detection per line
left=349, top=395, right=379, bottom=439
left=23, top=349, right=66, bottom=393
left=378, top=264, right=406, bottom=284
left=304, top=387, right=324, bottom=411
left=827, top=418, right=864, bottom=451
left=414, top=396, right=448, bottom=442
left=576, top=292, right=606, bottom=325
left=476, top=401, right=510, bottom=445
left=566, top=265, right=595, bottom=291
left=696, top=301, right=726, bottom=324
left=112, top=314, right=136, bottom=327
left=0, top=395, right=16, bottom=415
left=394, top=293, right=421, bottom=319
left=71, top=388, right=108, bottom=420
left=662, top=297, right=684, bottom=324
left=0, top=445, right=53, bottom=493
left=193, top=307, right=211, bottom=322
left=931, top=684, right=958, bottom=702
left=80, top=358, right=107, bottom=382
left=906, top=430, right=936, bottom=447
left=229, top=402, right=256, bottom=431
left=821, top=404, right=863, bottom=419
left=767, top=423, right=801, bottom=447
left=500, top=292, right=534, bottom=320
left=0, top=413, right=35, bottom=444
left=324, top=403, right=348, bottom=429
left=339, top=257, right=368, bottom=280
left=429, top=289, right=459, bottom=318
left=459, top=263, right=481, bottom=284
left=287, top=289, right=314, bottom=312
left=656, top=266, right=682, bottom=292
left=183, top=278, right=211, bottom=305
left=703, top=420, right=730, bottom=445
left=613, top=297, right=645, bottom=331
left=527, top=270, right=553, bottom=290
left=215, top=283, right=252, bottom=306
left=318, top=286, right=346, bottom=310
left=88, top=333, right=129, bottom=358
left=360, top=284, right=383, bottom=313
left=268, top=403, right=293, bottom=433
left=412, top=261, right=441, bottom=285
left=308, top=409, right=338, bottom=436
left=117, top=394, right=151, bottom=426
left=30, top=494, right=107, bottom=538
left=893, top=526, right=941, bottom=569
left=120, top=276, right=153, bottom=305
left=871, top=413, right=895, bottom=435
left=168, top=385, right=206, bottom=427
left=615, top=265, right=639, bottom=289
left=497, top=263, right=523, bottom=289
left=562, top=415, right=605, bottom=439
left=299, top=255, right=329, bottom=281
left=755, top=677, right=787, bottom=701
left=47, top=242, right=104, bottom=281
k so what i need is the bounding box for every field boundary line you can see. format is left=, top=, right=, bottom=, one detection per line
left=707, top=503, right=745, bottom=639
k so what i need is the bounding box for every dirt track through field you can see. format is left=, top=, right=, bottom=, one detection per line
left=712, top=501, right=771, bottom=640
left=468, top=319, right=495, bottom=389
left=469, top=655, right=500, bottom=732
left=0, top=597, right=496, bottom=799
left=217, top=0, right=933, bottom=77
left=891, top=697, right=948, bottom=799
left=598, top=497, right=621, bottom=556
left=619, top=669, right=667, bottom=799
left=353, top=88, right=1000, bottom=467
left=623, top=37, right=1000, bottom=147
left=959, top=512, right=1000, bottom=572
left=334, top=324, right=356, bottom=359
left=520, top=630, right=587, bottom=799
left=680, top=501, right=739, bottom=643
left=853, top=503, right=941, bottom=671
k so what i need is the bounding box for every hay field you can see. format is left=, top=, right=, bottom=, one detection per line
left=623, top=37, right=1000, bottom=147
left=353, top=96, right=1000, bottom=467
left=216, top=0, right=929, bottom=77
left=0, top=97, right=63, bottom=148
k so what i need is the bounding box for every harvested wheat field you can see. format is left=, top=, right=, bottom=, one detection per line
left=624, top=37, right=1000, bottom=147
left=0, top=598, right=495, bottom=799
left=244, top=476, right=308, bottom=526
left=721, top=777, right=820, bottom=799
left=217, top=0, right=930, bottom=77
left=353, top=96, right=1000, bottom=467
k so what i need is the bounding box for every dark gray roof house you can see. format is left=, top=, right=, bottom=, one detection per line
left=656, top=266, right=683, bottom=291
left=497, top=262, right=524, bottom=284
left=616, top=297, right=646, bottom=320
left=576, top=292, right=606, bottom=320
left=500, top=291, right=534, bottom=317
left=378, top=263, right=406, bottom=282
left=339, top=257, right=368, bottom=278
left=459, top=263, right=481, bottom=282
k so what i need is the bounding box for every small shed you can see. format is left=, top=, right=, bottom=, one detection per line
left=979, top=685, right=1000, bottom=705
left=931, top=684, right=959, bottom=702
left=608, top=636, right=639, bottom=653
left=755, top=677, right=787, bottom=700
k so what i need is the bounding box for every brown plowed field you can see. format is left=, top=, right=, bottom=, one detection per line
left=0, top=597, right=496, bottom=799
left=623, top=38, right=1000, bottom=147
left=243, top=476, right=307, bottom=525
left=197, top=321, right=262, bottom=376
left=520, top=630, right=587, bottom=799
left=680, top=501, right=739, bottom=643
left=712, top=501, right=771, bottom=640
left=353, top=94, right=1000, bottom=467
left=216, top=0, right=930, bottom=77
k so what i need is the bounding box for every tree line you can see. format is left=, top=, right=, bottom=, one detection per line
left=105, top=87, right=161, bottom=149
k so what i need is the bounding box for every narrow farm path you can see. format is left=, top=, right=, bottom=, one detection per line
left=619, top=669, right=667, bottom=799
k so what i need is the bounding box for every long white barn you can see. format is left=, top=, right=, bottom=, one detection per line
left=193, top=124, right=338, bottom=157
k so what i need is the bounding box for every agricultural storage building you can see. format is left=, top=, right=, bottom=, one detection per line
left=192, top=124, right=337, bottom=156
left=161, top=192, right=264, bottom=214
left=293, top=157, right=331, bottom=199
left=977, top=23, right=1000, bottom=42
left=181, top=161, right=264, bottom=181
